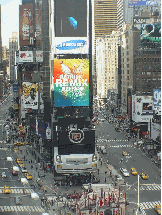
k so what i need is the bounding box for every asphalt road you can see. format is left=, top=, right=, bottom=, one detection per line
left=0, top=94, right=44, bottom=214
left=96, top=111, right=161, bottom=215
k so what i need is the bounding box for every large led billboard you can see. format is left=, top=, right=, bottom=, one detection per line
left=129, top=0, right=158, bottom=6
left=153, top=89, right=161, bottom=115
left=55, top=0, right=87, bottom=37
left=19, top=5, right=34, bottom=46
left=54, top=59, right=89, bottom=107
left=134, top=18, right=161, bottom=43
left=54, top=37, right=88, bottom=54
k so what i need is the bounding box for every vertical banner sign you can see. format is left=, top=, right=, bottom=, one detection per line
left=153, top=89, right=161, bottom=112
left=19, top=5, right=34, bottom=46
left=35, top=2, right=42, bottom=47
left=54, top=59, right=89, bottom=107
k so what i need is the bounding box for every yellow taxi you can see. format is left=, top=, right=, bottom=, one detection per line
left=25, top=173, right=32, bottom=180
left=4, top=186, right=11, bottom=194
left=122, top=151, right=128, bottom=156
left=140, top=172, right=149, bottom=180
left=18, top=162, right=25, bottom=167
left=16, top=158, right=22, bottom=164
left=14, top=142, right=25, bottom=146
left=131, top=168, right=138, bottom=176
left=154, top=205, right=161, bottom=214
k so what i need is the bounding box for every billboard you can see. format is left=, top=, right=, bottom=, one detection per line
left=35, top=2, right=42, bottom=47
left=54, top=59, right=89, bottom=107
left=54, top=37, right=88, bottom=54
left=19, top=5, right=34, bottom=46
left=134, top=18, right=161, bottom=43
left=132, top=95, right=153, bottom=122
left=36, top=51, right=43, bottom=62
left=129, top=0, right=158, bottom=6
left=19, top=51, right=33, bottom=63
left=55, top=0, right=87, bottom=37
left=21, top=82, right=44, bottom=111
left=153, top=89, right=161, bottom=114
left=13, top=84, right=18, bottom=92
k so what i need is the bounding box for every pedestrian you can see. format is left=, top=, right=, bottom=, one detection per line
left=104, top=177, right=107, bottom=182
left=51, top=199, right=53, bottom=206
left=101, top=157, right=102, bottom=165
left=36, top=167, right=38, bottom=171
left=31, top=165, right=33, bottom=169
left=105, top=171, right=107, bottom=174
left=29, top=160, right=30, bottom=164
left=98, top=169, right=99, bottom=174
left=31, top=159, right=32, bottom=163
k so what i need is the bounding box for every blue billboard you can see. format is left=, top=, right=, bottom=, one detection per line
left=129, top=0, right=158, bottom=6
left=153, top=89, right=161, bottom=109
left=13, top=84, right=18, bottom=92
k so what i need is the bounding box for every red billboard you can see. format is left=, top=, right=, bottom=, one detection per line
left=19, top=5, right=34, bottom=46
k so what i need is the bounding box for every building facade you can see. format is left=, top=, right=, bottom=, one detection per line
left=9, top=32, right=18, bottom=83
left=93, top=0, right=117, bottom=96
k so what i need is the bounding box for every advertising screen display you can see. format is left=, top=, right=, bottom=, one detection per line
left=54, top=37, right=88, bottom=54
left=55, top=0, right=87, bottom=37
left=36, top=51, right=43, bottom=62
left=19, top=5, right=34, bottom=46
left=54, top=59, right=89, bottom=107
left=129, top=0, right=158, bottom=6
left=141, top=23, right=161, bottom=43
left=132, top=95, right=153, bottom=122
left=19, top=51, right=33, bottom=63
left=21, top=82, right=44, bottom=110
left=35, top=2, right=42, bottom=47
left=143, top=103, right=152, bottom=111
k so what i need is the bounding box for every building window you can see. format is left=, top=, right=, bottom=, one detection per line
left=127, top=58, right=129, bottom=61
left=127, top=70, right=129, bottom=74
left=127, top=51, right=129, bottom=55
left=127, top=64, right=129, bottom=68
left=127, top=76, right=129, bottom=80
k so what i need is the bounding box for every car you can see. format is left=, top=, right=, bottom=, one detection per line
left=122, top=151, right=128, bottom=156
left=115, top=127, right=121, bottom=132
left=1, top=172, right=7, bottom=178
left=12, top=171, right=18, bottom=176
left=131, top=168, right=137, bottom=176
left=14, top=142, right=25, bottom=146
left=21, top=167, right=28, bottom=173
left=120, top=168, right=130, bottom=177
left=140, top=172, right=148, bottom=180
left=4, top=186, right=11, bottom=194
left=115, top=174, right=123, bottom=181
left=18, top=162, right=25, bottom=167
left=15, top=196, right=22, bottom=205
left=25, top=173, right=33, bottom=180
left=16, top=158, right=22, bottom=164
left=154, top=205, right=161, bottom=214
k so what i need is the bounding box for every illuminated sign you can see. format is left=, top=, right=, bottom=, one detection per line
left=19, top=51, right=33, bottom=63
left=54, top=59, right=89, bottom=107
left=55, top=38, right=88, bottom=54
left=69, top=130, right=84, bottom=143
left=129, top=0, right=158, bottom=6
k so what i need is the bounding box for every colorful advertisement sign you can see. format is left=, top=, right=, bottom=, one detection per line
left=35, top=2, right=42, bottom=47
left=54, top=37, right=88, bottom=54
left=55, top=0, right=87, bottom=37
left=134, top=18, right=161, bottom=43
left=19, top=51, right=33, bottom=63
left=13, top=84, right=18, bottom=92
left=141, top=23, right=161, bottom=43
left=129, top=0, right=158, bottom=6
left=54, top=59, right=89, bottom=107
left=19, top=5, right=34, bottom=46
left=21, top=82, right=44, bottom=111
left=132, top=95, right=153, bottom=122
left=153, top=89, right=161, bottom=115
left=36, top=51, right=43, bottom=62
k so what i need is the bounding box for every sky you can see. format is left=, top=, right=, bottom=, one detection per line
left=0, top=0, right=21, bottom=48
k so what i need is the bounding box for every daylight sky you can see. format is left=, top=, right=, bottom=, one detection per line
left=0, top=0, right=21, bottom=48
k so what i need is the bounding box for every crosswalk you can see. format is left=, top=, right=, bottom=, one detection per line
left=0, top=206, right=45, bottom=213
left=96, top=139, right=128, bottom=143
left=140, top=200, right=161, bottom=210
left=134, top=184, right=161, bottom=191
left=0, top=188, right=33, bottom=194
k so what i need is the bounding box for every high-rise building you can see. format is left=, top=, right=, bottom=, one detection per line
left=0, top=5, right=2, bottom=64
left=9, top=32, right=18, bottom=83
left=93, top=0, right=117, bottom=96
left=117, top=0, right=133, bottom=30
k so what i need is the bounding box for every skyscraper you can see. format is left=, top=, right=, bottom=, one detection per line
left=0, top=5, right=2, bottom=64
left=93, top=0, right=117, bottom=96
